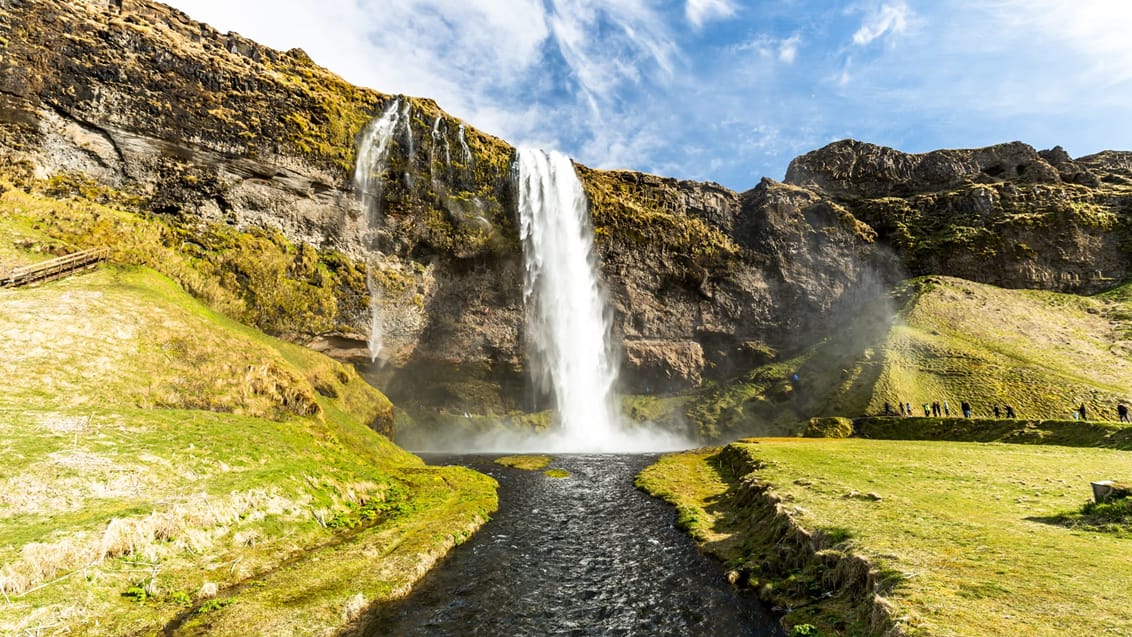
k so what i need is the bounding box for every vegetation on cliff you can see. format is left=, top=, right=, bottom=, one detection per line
left=669, top=275, right=1132, bottom=441
left=0, top=172, right=375, bottom=340
left=639, top=438, right=1132, bottom=636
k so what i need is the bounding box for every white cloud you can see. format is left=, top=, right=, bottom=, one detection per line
left=732, top=33, right=801, bottom=64
left=977, top=0, right=1132, bottom=83
left=685, top=0, right=737, bottom=28
left=851, top=1, right=910, bottom=46
left=779, top=34, right=801, bottom=63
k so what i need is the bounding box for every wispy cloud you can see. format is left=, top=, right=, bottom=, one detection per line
left=851, top=1, right=910, bottom=46
left=778, top=34, right=802, bottom=63
left=162, top=0, right=1132, bottom=189
left=685, top=0, right=737, bottom=28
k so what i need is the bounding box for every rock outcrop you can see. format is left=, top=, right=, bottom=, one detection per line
left=786, top=140, right=1132, bottom=293
left=1, top=0, right=1129, bottom=421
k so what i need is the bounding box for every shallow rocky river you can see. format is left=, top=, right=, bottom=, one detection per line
left=364, top=454, right=783, bottom=636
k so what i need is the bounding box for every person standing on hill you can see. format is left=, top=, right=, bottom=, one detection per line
left=943, top=400, right=950, bottom=417
left=1078, top=403, right=1087, bottom=421
left=1119, top=403, right=1130, bottom=423
left=993, top=405, right=1001, bottom=418
left=961, top=401, right=972, bottom=418
left=1005, top=405, right=1016, bottom=419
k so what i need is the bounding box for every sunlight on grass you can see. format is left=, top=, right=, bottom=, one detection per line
left=641, top=439, right=1132, bottom=636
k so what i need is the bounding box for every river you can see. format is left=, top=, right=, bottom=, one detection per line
left=364, top=454, right=783, bottom=636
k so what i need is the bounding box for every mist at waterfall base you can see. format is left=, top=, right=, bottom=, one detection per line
left=510, top=148, right=691, bottom=453
left=373, top=147, right=690, bottom=453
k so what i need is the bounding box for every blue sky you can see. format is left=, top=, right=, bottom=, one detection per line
left=162, top=0, right=1132, bottom=191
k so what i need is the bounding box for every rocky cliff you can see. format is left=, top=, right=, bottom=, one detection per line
left=1, top=0, right=1129, bottom=427
left=786, top=140, right=1132, bottom=292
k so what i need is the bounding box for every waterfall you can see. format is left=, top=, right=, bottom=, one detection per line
left=430, top=115, right=452, bottom=188
left=515, top=148, right=624, bottom=450
left=401, top=99, right=415, bottom=188
left=458, top=124, right=473, bottom=167
left=353, top=99, right=404, bottom=363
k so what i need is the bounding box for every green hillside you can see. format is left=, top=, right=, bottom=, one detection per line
left=674, top=276, right=1132, bottom=440
left=0, top=261, right=496, bottom=635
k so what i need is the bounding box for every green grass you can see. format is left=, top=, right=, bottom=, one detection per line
left=640, top=439, right=1132, bottom=636
left=670, top=275, right=1132, bottom=441
left=0, top=261, right=497, bottom=635
left=494, top=455, right=552, bottom=471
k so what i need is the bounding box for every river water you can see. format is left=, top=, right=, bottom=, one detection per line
left=364, top=454, right=783, bottom=636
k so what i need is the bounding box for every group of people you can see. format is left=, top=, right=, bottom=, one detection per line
left=882, top=399, right=1132, bottom=423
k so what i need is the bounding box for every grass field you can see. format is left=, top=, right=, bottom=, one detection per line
left=638, top=438, right=1132, bottom=637
left=0, top=266, right=496, bottom=636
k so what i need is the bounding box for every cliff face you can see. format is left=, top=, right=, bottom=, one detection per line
left=0, top=0, right=524, bottom=403
left=786, top=140, right=1132, bottom=292
left=2, top=0, right=1129, bottom=418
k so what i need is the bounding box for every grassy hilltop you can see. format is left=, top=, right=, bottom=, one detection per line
left=661, top=274, right=1132, bottom=440
left=0, top=204, right=496, bottom=635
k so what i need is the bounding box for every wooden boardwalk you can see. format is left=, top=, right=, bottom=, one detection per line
left=0, top=248, right=110, bottom=288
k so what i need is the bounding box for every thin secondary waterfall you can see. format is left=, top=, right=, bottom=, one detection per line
left=353, top=98, right=405, bottom=363
left=515, top=149, right=625, bottom=451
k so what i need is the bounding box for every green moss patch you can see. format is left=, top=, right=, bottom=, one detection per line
left=494, top=455, right=552, bottom=471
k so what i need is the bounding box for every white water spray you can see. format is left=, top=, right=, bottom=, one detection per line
left=353, top=99, right=405, bottom=363
left=515, top=149, right=689, bottom=452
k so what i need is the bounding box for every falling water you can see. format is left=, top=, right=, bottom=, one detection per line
left=430, top=115, right=452, bottom=189
left=516, top=149, right=686, bottom=452
left=353, top=99, right=404, bottom=363
left=458, top=124, right=473, bottom=167
left=401, top=99, right=415, bottom=188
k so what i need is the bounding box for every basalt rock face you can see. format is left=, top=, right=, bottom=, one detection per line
left=2, top=0, right=1129, bottom=418
left=584, top=169, right=895, bottom=392
left=0, top=0, right=523, bottom=410
left=786, top=140, right=1132, bottom=293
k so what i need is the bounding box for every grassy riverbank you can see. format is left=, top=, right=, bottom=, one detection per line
left=0, top=266, right=496, bottom=636
left=638, top=438, right=1132, bottom=636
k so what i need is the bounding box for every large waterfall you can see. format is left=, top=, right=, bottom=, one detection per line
left=353, top=99, right=408, bottom=363
left=516, top=149, right=685, bottom=452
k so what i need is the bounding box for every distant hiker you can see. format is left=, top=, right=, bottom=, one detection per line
left=961, top=401, right=972, bottom=418
left=921, top=403, right=929, bottom=417
left=905, top=402, right=912, bottom=416
left=1118, top=403, right=1129, bottom=423
left=883, top=401, right=893, bottom=416
left=993, top=405, right=1001, bottom=418
left=899, top=402, right=906, bottom=416
left=1078, top=403, right=1087, bottom=421
left=1005, top=405, right=1016, bottom=419
left=931, top=401, right=940, bottom=417
left=943, top=400, right=950, bottom=417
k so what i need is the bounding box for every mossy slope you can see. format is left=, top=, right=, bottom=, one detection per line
left=0, top=262, right=496, bottom=636
left=674, top=275, right=1132, bottom=441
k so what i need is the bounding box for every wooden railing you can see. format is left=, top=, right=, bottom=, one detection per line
left=0, top=248, right=110, bottom=288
